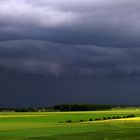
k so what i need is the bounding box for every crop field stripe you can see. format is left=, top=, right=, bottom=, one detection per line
left=0, top=108, right=139, bottom=139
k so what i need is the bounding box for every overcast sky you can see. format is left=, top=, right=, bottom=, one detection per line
left=0, top=0, right=140, bottom=107
left=1, top=0, right=140, bottom=46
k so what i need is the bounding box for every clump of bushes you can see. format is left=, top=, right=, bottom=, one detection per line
left=103, top=117, right=107, bottom=120
left=89, top=118, right=93, bottom=121
left=66, top=120, right=72, bottom=123
left=94, top=114, right=136, bottom=121
left=127, top=114, right=136, bottom=118
left=65, top=114, right=136, bottom=123
left=112, top=116, right=117, bottom=119
left=95, top=118, right=100, bottom=121
left=107, top=117, right=111, bottom=119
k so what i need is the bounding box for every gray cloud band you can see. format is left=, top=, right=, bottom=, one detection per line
left=0, top=40, right=139, bottom=77
left=0, top=0, right=140, bottom=46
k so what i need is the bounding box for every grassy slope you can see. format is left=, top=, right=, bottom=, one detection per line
left=0, top=108, right=139, bottom=139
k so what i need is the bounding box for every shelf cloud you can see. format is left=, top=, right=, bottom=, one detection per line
left=0, top=0, right=140, bottom=46
left=0, top=40, right=140, bottom=77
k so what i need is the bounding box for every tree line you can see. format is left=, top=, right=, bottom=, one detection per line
left=54, top=104, right=113, bottom=111
left=0, top=104, right=139, bottom=112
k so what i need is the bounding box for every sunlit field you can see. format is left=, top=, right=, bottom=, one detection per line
left=0, top=108, right=140, bottom=140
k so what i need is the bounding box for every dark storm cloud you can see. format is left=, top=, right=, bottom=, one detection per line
left=1, top=1, right=140, bottom=107
left=0, top=0, right=140, bottom=46
left=0, top=40, right=140, bottom=77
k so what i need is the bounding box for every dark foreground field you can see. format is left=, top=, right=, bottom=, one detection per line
left=0, top=108, right=140, bottom=140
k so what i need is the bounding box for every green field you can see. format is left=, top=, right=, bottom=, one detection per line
left=0, top=108, right=140, bottom=140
